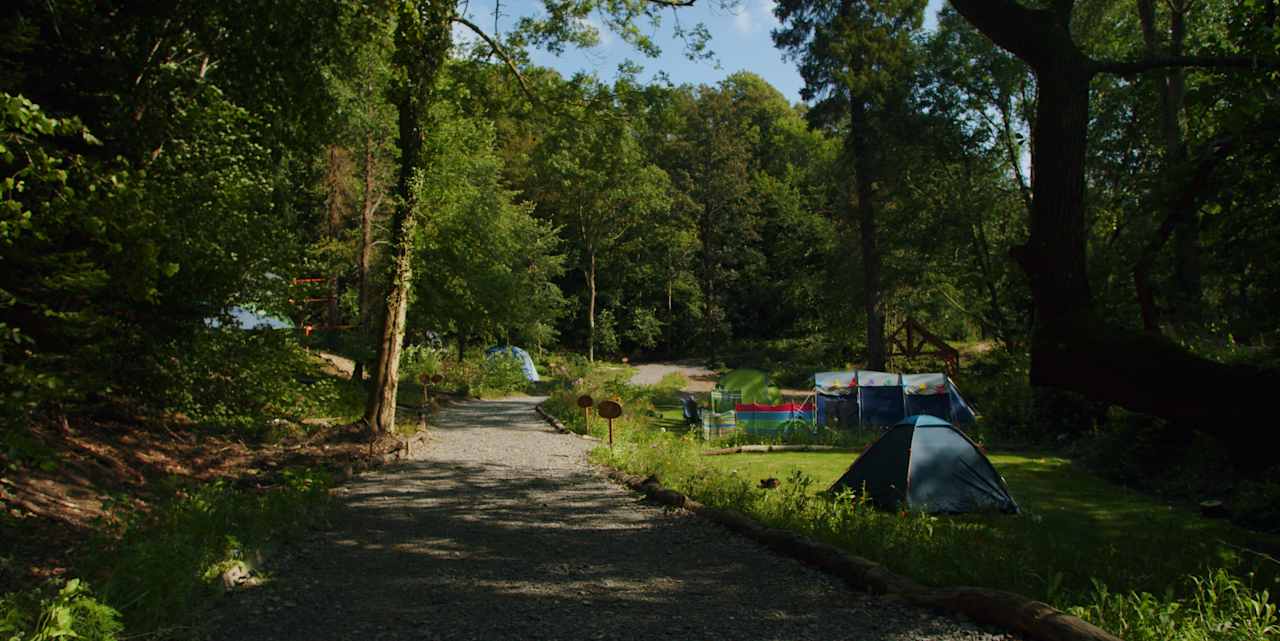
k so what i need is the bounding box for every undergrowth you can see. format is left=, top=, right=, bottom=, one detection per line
left=1, top=468, right=332, bottom=640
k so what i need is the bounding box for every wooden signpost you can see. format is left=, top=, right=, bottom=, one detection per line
left=577, top=395, right=594, bottom=432
left=418, top=373, right=445, bottom=429
left=597, top=399, right=622, bottom=447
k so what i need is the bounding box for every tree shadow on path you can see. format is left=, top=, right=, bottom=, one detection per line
left=213, top=397, right=1005, bottom=641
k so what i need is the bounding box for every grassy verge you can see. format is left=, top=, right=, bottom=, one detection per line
left=547, top=371, right=1280, bottom=641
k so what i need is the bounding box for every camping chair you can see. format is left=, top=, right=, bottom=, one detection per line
left=681, top=396, right=702, bottom=426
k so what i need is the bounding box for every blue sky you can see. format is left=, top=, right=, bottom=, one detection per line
left=457, top=0, right=945, bottom=106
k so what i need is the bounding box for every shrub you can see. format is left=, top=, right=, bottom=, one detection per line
left=954, top=349, right=1034, bottom=444
left=0, top=579, right=122, bottom=641
left=1069, top=570, right=1278, bottom=641
left=86, top=468, right=331, bottom=634
left=144, top=329, right=355, bottom=433
left=476, top=353, right=529, bottom=397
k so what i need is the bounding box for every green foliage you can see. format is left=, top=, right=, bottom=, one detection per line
left=87, top=469, right=331, bottom=635
left=952, top=348, right=1034, bottom=444
left=541, top=363, right=650, bottom=438
left=410, top=98, right=566, bottom=351
left=623, top=307, right=663, bottom=351
left=476, top=353, right=530, bottom=398
left=0, top=92, right=149, bottom=421
left=0, top=579, right=122, bottom=641
left=147, top=329, right=361, bottom=432
left=527, top=77, right=671, bottom=359
left=399, top=344, right=444, bottom=384
left=413, top=348, right=533, bottom=399
left=593, top=309, right=621, bottom=358
left=1069, top=570, right=1278, bottom=641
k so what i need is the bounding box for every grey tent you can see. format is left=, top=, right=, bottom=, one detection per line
left=829, top=414, right=1018, bottom=514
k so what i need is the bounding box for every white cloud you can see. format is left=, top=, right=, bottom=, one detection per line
left=755, top=0, right=780, bottom=27
left=732, top=6, right=754, bottom=34
left=732, top=0, right=779, bottom=35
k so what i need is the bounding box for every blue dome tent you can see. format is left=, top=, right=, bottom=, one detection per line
left=484, top=345, right=540, bottom=382
left=830, top=415, right=1018, bottom=514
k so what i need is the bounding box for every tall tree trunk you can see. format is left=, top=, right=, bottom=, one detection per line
left=1164, top=6, right=1202, bottom=322
left=364, top=0, right=452, bottom=435
left=848, top=98, right=885, bottom=371
left=358, top=134, right=378, bottom=332
left=354, top=134, right=380, bottom=382
left=325, top=146, right=345, bottom=333
left=1133, top=0, right=1199, bottom=332
left=364, top=96, right=422, bottom=433
left=364, top=212, right=417, bottom=432
left=587, top=251, right=597, bottom=362
left=1017, top=63, right=1094, bottom=381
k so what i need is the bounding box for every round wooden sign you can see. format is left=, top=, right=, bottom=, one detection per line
left=430, top=374, right=444, bottom=384
left=576, top=395, right=594, bottom=408
left=597, top=400, right=623, bottom=420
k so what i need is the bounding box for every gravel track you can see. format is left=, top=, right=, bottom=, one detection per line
left=629, top=362, right=717, bottom=391
left=212, top=396, right=1021, bottom=641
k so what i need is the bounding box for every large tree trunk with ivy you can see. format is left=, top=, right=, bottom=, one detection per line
left=365, top=212, right=418, bottom=432
left=363, top=0, right=453, bottom=435
left=950, top=0, right=1280, bottom=474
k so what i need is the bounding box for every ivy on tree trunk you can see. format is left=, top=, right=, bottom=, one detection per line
left=364, top=0, right=453, bottom=435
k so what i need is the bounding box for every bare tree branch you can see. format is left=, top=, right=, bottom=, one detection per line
left=645, top=0, right=697, bottom=6
left=1095, top=55, right=1279, bottom=75
left=451, top=16, right=538, bottom=106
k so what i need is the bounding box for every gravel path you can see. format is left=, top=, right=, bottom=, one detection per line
left=629, top=361, right=717, bottom=391
left=212, top=396, right=1021, bottom=641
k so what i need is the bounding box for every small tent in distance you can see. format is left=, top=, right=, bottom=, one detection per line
left=207, top=305, right=294, bottom=330
left=485, top=345, right=540, bottom=382
left=830, top=415, right=1018, bottom=514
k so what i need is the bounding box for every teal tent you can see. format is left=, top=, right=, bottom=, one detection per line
left=829, top=415, right=1017, bottom=514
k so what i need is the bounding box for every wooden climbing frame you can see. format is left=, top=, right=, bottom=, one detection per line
left=886, top=317, right=960, bottom=377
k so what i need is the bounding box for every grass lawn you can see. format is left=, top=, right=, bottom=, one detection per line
left=706, top=450, right=853, bottom=487
left=703, top=449, right=1280, bottom=601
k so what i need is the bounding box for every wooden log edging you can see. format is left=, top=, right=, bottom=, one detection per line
left=604, top=468, right=1121, bottom=641
left=534, top=404, right=601, bottom=442
left=701, top=444, right=858, bottom=456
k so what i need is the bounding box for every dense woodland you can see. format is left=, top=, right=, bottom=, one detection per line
left=5, top=0, right=1279, bottom=450
left=3, top=0, right=1280, bottom=638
